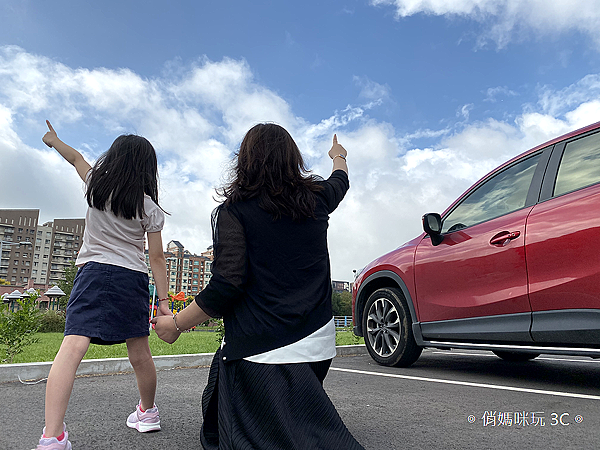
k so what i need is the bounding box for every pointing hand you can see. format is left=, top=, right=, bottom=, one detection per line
left=42, top=120, right=58, bottom=148
left=328, top=133, right=347, bottom=160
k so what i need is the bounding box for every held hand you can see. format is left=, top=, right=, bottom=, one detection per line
left=328, top=134, right=347, bottom=159
left=42, top=120, right=59, bottom=148
left=151, top=315, right=181, bottom=344
left=157, top=301, right=172, bottom=317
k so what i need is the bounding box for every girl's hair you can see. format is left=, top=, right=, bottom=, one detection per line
left=218, top=123, right=323, bottom=220
left=86, top=134, right=161, bottom=220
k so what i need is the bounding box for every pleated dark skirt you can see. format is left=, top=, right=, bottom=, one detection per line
left=200, top=348, right=365, bottom=450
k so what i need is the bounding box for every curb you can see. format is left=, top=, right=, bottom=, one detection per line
left=0, top=345, right=367, bottom=383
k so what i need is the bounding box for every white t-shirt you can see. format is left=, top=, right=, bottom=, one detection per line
left=76, top=189, right=165, bottom=273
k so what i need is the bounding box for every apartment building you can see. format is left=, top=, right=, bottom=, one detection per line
left=0, top=209, right=85, bottom=287
left=47, top=219, right=85, bottom=285
left=146, top=240, right=213, bottom=297
left=0, top=209, right=39, bottom=285
left=32, top=222, right=53, bottom=285
left=2, top=209, right=213, bottom=299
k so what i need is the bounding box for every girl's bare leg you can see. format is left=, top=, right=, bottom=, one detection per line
left=44, top=334, right=91, bottom=437
left=126, top=336, right=157, bottom=410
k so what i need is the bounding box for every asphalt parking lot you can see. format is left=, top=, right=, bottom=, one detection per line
left=2, top=349, right=599, bottom=449
left=331, top=350, right=600, bottom=449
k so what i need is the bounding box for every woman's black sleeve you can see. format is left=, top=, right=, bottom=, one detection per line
left=319, top=169, right=350, bottom=213
left=195, top=206, right=246, bottom=318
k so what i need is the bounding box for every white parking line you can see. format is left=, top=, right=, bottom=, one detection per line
left=330, top=367, right=600, bottom=400
left=431, top=351, right=496, bottom=358
left=430, top=351, right=600, bottom=364
left=536, top=356, right=600, bottom=364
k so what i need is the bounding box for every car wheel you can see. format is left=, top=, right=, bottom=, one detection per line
left=363, top=287, right=422, bottom=367
left=492, top=351, right=540, bottom=362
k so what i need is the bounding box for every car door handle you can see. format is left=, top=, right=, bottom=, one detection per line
left=490, top=230, right=521, bottom=246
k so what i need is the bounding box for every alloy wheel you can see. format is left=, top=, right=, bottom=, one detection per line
left=366, top=297, right=401, bottom=357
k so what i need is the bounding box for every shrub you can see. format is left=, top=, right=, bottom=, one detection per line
left=213, top=318, right=225, bottom=343
left=39, top=310, right=66, bottom=333
left=0, top=294, right=41, bottom=363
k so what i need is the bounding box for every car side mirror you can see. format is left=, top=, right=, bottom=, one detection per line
left=422, top=213, right=444, bottom=246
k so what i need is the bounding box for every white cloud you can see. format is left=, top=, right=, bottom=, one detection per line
left=2, top=46, right=600, bottom=281
left=535, top=74, right=600, bottom=117
left=326, top=74, right=600, bottom=273
left=457, top=103, right=474, bottom=120
left=0, top=104, right=88, bottom=219
left=0, top=47, right=299, bottom=263
left=484, top=86, right=518, bottom=103
left=370, top=0, right=600, bottom=49
left=353, top=75, right=392, bottom=103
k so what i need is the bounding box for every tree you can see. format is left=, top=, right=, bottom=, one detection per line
left=0, top=278, right=10, bottom=286
left=0, top=292, right=41, bottom=363
left=57, top=260, right=78, bottom=310
left=331, top=290, right=352, bottom=316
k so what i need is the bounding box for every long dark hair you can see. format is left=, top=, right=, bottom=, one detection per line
left=86, top=134, right=161, bottom=220
left=218, top=123, right=323, bottom=220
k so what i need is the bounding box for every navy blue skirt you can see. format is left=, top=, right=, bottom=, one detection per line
left=64, top=261, right=150, bottom=345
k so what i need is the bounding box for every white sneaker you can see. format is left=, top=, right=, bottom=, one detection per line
left=126, top=401, right=161, bottom=432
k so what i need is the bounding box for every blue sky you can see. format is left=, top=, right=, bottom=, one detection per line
left=2, top=0, right=600, bottom=279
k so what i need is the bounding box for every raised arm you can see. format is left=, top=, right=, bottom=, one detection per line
left=328, top=134, right=348, bottom=174
left=42, top=120, right=91, bottom=181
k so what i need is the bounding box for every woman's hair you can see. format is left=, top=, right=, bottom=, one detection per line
left=86, top=134, right=161, bottom=220
left=219, top=123, right=323, bottom=220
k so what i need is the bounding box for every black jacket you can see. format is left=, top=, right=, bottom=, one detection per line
left=196, top=170, right=349, bottom=361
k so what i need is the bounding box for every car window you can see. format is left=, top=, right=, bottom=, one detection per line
left=554, top=132, right=600, bottom=197
left=442, top=153, right=541, bottom=233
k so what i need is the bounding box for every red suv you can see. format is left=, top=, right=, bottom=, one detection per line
left=352, top=121, right=600, bottom=367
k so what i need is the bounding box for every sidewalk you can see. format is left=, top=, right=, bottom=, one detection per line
left=0, top=344, right=367, bottom=383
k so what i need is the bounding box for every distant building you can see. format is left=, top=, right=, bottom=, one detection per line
left=332, top=280, right=351, bottom=293
left=1, top=208, right=215, bottom=300
left=34, top=222, right=54, bottom=285
left=201, top=246, right=214, bottom=259
left=0, top=209, right=39, bottom=286
left=46, top=218, right=85, bottom=286
left=0, top=209, right=85, bottom=289
left=146, top=240, right=213, bottom=297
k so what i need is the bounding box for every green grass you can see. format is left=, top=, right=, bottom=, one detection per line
left=335, top=330, right=365, bottom=346
left=8, top=329, right=364, bottom=364
left=10, top=331, right=221, bottom=364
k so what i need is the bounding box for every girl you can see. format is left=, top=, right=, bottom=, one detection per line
left=153, top=124, right=364, bottom=449
left=35, top=121, right=171, bottom=450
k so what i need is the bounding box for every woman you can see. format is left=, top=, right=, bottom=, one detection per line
left=153, top=123, right=364, bottom=450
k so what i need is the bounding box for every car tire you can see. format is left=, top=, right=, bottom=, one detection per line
left=363, top=287, right=422, bottom=367
left=492, top=351, right=540, bottom=362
